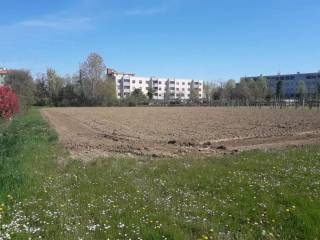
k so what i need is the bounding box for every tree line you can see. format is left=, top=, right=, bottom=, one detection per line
left=3, top=52, right=320, bottom=110
left=4, top=53, right=142, bottom=110
left=203, top=77, right=320, bottom=106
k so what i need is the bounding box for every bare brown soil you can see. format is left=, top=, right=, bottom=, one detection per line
left=41, top=107, right=320, bottom=159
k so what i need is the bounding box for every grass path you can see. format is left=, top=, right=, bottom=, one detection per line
left=1, top=109, right=320, bottom=239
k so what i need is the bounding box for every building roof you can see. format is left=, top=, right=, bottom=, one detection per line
left=0, top=68, right=11, bottom=74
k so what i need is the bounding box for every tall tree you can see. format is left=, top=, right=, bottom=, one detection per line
left=80, top=53, right=106, bottom=100
left=276, top=81, right=283, bottom=99
left=223, top=79, right=236, bottom=100
left=34, top=74, right=49, bottom=106
left=297, top=80, right=306, bottom=100
left=47, top=68, right=64, bottom=106
left=189, top=80, right=200, bottom=103
left=203, top=82, right=211, bottom=102
left=96, top=79, right=117, bottom=106
left=255, top=77, right=268, bottom=100
left=147, top=86, right=155, bottom=100
left=5, top=70, right=34, bottom=112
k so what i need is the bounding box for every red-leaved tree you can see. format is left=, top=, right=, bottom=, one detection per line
left=0, top=85, right=19, bottom=119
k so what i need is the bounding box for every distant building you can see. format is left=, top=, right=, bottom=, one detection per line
left=107, top=68, right=204, bottom=101
left=243, top=72, right=320, bottom=97
left=0, top=68, right=11, bottom=85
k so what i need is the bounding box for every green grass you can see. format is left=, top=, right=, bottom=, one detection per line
left=1, top=109, right=320, bottom=239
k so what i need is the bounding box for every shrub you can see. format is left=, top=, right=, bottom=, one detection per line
left=0, top=85, right=19, bottom=119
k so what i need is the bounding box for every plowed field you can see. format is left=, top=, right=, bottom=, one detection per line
left=41, top=107, right=320, bottom=159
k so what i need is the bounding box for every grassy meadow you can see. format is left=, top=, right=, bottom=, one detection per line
left=0, top=109, right=320, bottom=239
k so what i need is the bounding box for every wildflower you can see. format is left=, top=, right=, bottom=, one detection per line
left=118, top=222, right=125, bottom=228
left=286, top=208, right=290, bottom=212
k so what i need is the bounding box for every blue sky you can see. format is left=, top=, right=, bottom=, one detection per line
left=0, top=0, right=320, bottom=81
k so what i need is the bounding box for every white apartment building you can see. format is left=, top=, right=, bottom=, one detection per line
left=106, top=68, right=204, bottom=101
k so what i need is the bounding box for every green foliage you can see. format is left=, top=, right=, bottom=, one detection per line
left=96, top=79, right=117, bottom=106
left=276, top=81, right=283, bottom=99
left=47, top=68, right=64, bottom=106
left=34, top=76, right=49, bottom=106
left=5, top=70, right=34, bottom=113
left=1, top=109, right=320, bottom=239
left=0, top=109, right=60, bottom=202
left=297, top=80, right=306, bottom=100
left=147, top=86, right=155, bottom=100
left=123, top=89, right=149, bottom=106
left=189, top=81, right=200, bottom=103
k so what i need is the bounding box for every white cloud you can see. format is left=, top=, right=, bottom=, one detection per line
left=124, top=6, right=167, bottom=16
left=18, top=17, right=92, bottom=30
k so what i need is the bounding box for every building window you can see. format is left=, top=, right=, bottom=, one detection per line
left=176, top=82, right=179, bottom=85
left=124, top=79, right=130, bottom=83
left=170, top=81, right=175, bottom=84
left=159, top=81, right=162, bottom=84
left=132, top=80, right=135, bottom=84
left=176, top=88, right=179, bottom=91
left=170, top=87, right=175, bottom=90
left=154, top=93, right=158, bottom=96
left=118, top=80, right=121, bottom=83
left=159, top=87, right=162, bottom=91
left=188, top=88, right=190, bottom=91
left=159, top=94, right=162, bottom=97
left=188, top=82, right=191, bottom=85
left=124, top=86, right=130, bottom=89
left=182, top=82, right=185, bottom=85
left=146, top=81, right=150, bottom=84
left=139, top=80, right=142, bottom=84
left=182, top=88, right=185, bottom=91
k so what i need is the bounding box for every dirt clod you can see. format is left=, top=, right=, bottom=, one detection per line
left=217, top=145, right=227, bottom=150
left=168, top=140, right=177, bottom=144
